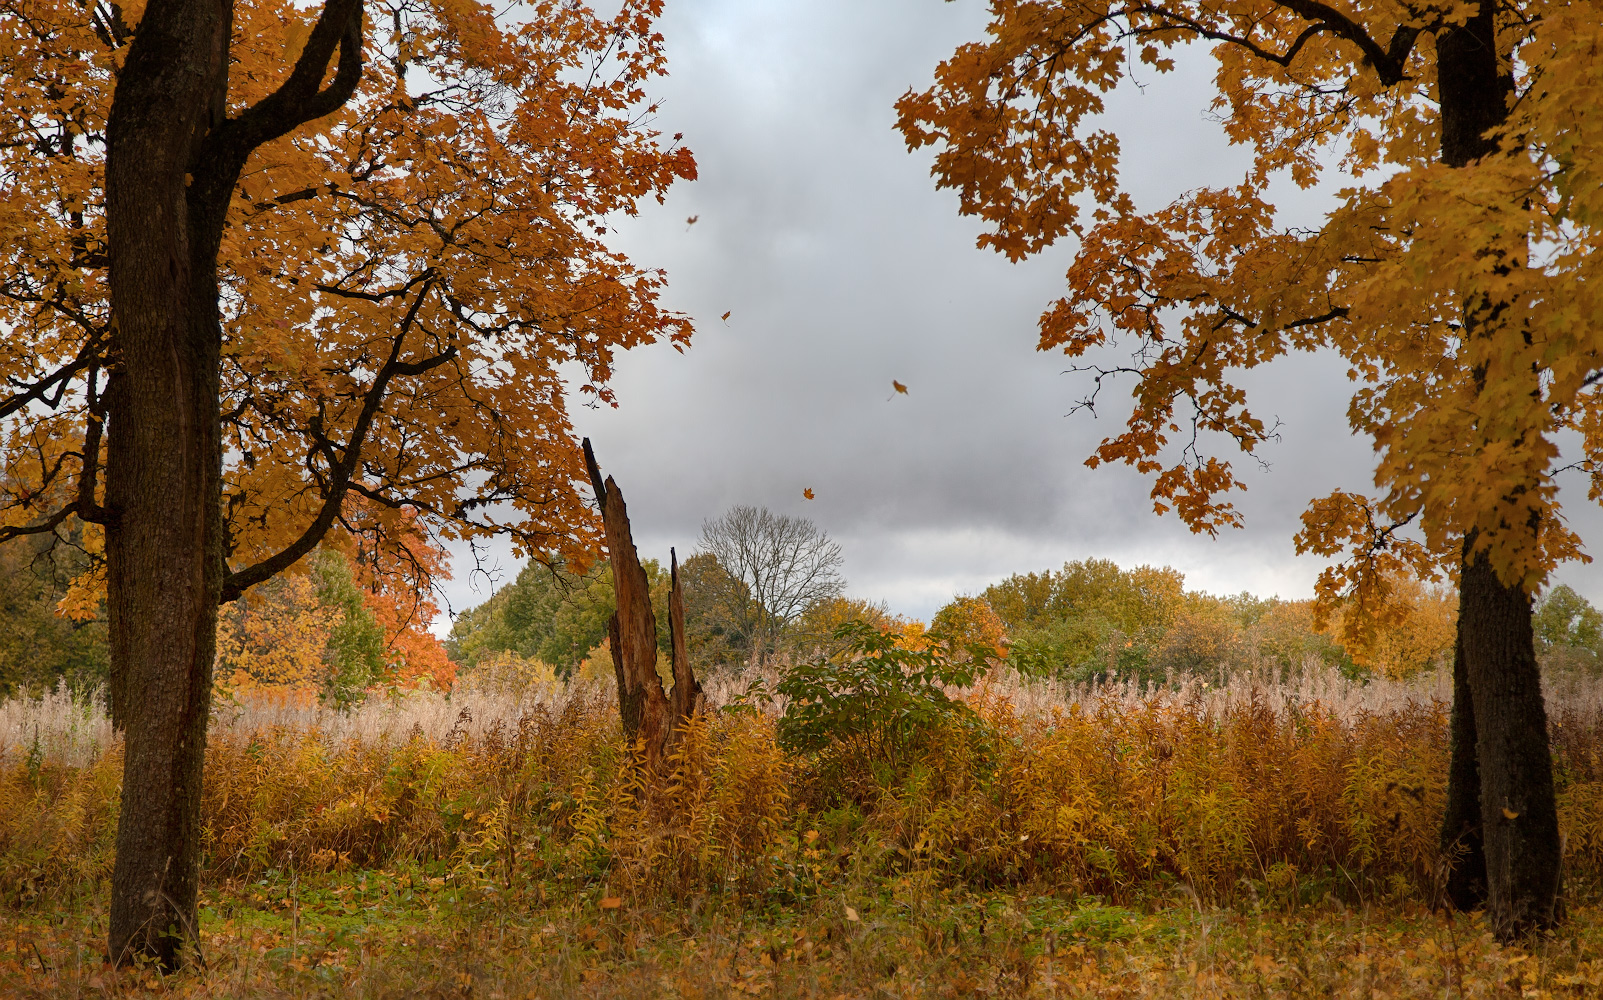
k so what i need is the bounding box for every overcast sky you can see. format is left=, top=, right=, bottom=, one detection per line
left=439, top=0, right=1603, bottom=626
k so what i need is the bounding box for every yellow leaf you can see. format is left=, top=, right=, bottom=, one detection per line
left=844, top=905, right=859, bottom=922
left=599, top=896, right=622, bottom=909
left=892, top=380, right=908, bottom=395
left=1502, top=807, right=1521, bottom=820
left=803, top=488, right=815, bottom=500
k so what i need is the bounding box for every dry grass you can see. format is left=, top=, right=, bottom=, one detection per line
left=8, top=657, right=1601, bottom=770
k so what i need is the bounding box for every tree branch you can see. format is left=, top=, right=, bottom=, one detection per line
left=0, top=505, right=74, bottom=545
left=1127, top=0, right=1427, bottom=86
left=201, top=0, right=364, bottom=173
left=220, top=278, right=450, bottom=602
left=0, top=335, right=107, bottom=420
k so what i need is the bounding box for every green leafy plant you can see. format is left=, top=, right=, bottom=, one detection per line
left=776, top=621, right=987, bottom=762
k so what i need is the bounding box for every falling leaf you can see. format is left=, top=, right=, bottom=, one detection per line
left=599, top=896, right=622, bottom=909
left=721, top=310, right=731, bottom=322
left=803, top=488, right=815, bottom=500
left=804, top=829, right=819, bottom=843
left=686, top=214, right=699, bottom=226
left=893, top=380, right=908, bottom=395
left=844, top=906, right=860, bottom=923
left=1502, top=807, right=1521, bottom=820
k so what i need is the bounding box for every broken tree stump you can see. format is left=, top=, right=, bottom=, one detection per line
left=584, top=439, right=702, bottom=765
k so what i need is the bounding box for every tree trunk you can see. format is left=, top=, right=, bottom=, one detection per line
left=584, top=440, right=700, bottom=764
left=103, top=0, right=232, bottom=968
left=1430, top=3, right=1562, bottom=937
left=103, top=0, right=363, bottom=966
left=1458, top=549, right=1563, bottom=936
left=1440, top=587, right=1486, bottom=910
left=666, top=547, right=704, bottom=749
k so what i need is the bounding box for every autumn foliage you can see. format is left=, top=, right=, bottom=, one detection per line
left=0, top=0, right=697, bottom=628
left=895, top=3, right=1603, bottom=594
left=216, top=546, right=455, bottom=701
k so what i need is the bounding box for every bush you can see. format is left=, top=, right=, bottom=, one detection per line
left=775, top=620, right=987, bottom=762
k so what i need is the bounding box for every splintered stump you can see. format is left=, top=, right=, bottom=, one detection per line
left=584, top=439, right=702, bottom=765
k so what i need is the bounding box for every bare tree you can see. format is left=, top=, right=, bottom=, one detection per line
left=700, top=506, right=844, bottom=655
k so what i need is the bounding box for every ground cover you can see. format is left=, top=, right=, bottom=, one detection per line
left=5, top=879, right=1603, bottom=998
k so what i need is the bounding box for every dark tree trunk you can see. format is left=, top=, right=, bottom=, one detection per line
left=584, top=440, right=700, bottom=765
left=1440, top=586, right=1485, bottom=910
left=103, top=0, right=232, bottom=967
left=1433, top=3, right=1562, bottom=937
left=666, top=547, right=704, bottom=745
left=104, top=0, right=363, bottom=967
left=1459, top=549, right=1563, bottom=936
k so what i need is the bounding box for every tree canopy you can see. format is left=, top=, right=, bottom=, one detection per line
left=0, top=0, right=695, bottom=599
left=896, top=1, right=1603, bottom=600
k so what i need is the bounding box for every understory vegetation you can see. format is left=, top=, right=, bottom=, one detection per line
left=5, top=645, right=1603, bottom=996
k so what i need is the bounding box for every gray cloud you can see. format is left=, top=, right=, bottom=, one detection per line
left=438, top=0, right=1603, bottom=623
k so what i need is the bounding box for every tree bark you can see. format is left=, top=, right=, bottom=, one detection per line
left=1440, top=586, right=1486, bottom=910
left=104, top=0, right=363, bottom=966
left=104, top=0, right=232, bottom=967
left=1459, top=548, right=1563, bottom=935
left=666, top=547, right=704, bottom=748
left=584, top=440, right=700, bottom=765
left=1433, top=3, right=1562, bottom=937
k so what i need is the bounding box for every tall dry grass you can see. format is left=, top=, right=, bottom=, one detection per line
left=3, top=658, right=1603, bottom=913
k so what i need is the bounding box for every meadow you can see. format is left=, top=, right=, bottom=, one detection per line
left=4, top=660, right=1603, bottom=997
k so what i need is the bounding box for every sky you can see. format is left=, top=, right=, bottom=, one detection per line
left=438, top=0, right=1603, bottom=627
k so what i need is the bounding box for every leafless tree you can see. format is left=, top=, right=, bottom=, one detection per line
left=700, top=506, right=844, bottom=655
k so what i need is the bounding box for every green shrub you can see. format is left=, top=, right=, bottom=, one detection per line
left=776, top=621, right=986, bottom=762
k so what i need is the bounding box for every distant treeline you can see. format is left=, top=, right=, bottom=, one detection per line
left=0, top=541, right=454, bottom=701
left=6, top=538, right=1603, bottom=699
left=447, top=552, right=1603, bottom=685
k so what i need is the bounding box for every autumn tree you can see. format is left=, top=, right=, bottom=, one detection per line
left=1323, top=571, right=1457, bottom=680
left=793, top=594, right=927, bottom=653
left=899, top=0, right=1593, bottom=936
left=927, top=594, right=1007, bottom=654
left=218, top=545, right=454, bottom=702
left=0, top=0, right=693, bottom=965
left=984, top=559, right=1183, bottom=679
